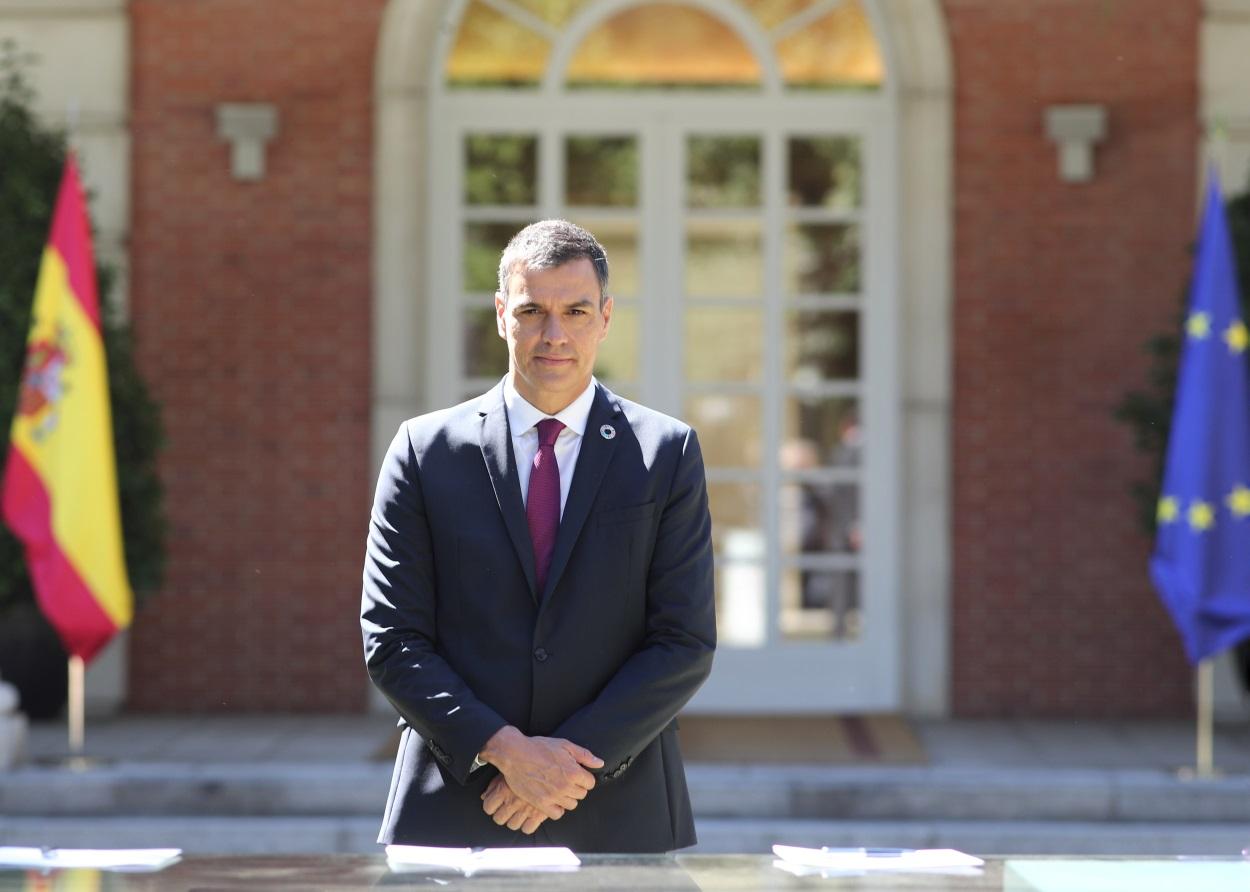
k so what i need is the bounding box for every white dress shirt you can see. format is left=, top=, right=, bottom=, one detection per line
left=504, top=375, right=598, bottom=519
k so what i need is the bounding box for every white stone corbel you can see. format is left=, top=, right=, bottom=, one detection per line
left=1044, top=104, right=1108, bottom=183
left=215, top=102, right=279, bottom=181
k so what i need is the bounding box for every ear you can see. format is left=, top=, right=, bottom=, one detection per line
left=495, top=291, right=508, bottom=340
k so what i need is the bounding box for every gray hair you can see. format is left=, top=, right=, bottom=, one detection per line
left=497, top=219, right=610, bottom=305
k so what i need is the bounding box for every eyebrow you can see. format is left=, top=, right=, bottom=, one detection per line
left=512, top=298, right=596, bottom=311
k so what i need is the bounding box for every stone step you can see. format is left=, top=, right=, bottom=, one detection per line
left=0, top=815, right=1245, bottom=857
left=1, top=764, right=391, bottom=817
left=5, top=763, right=1250, bottom=823
left=693, top=818, right=1250, bottom=857
left=686, top=764, right=1250, bottom=822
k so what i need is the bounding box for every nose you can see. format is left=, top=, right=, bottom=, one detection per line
left=541, top=313, right=568, bottom=344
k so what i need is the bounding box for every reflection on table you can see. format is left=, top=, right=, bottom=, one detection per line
left=2, top=854, right=1250, bottom=891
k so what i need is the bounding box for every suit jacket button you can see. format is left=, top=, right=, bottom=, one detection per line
left=533, top=647, right=549, bottom=662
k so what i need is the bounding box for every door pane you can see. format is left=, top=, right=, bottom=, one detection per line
left=717, top=560, right=767, bottom=647
left=566, top=136, right=638, bottom=207
left=685, top=393, right=761, bottom=467
left=464, top=134, right=538, bottom=205
left=780, top=568, right=860, bottom=640
left=780, top=482, right=860, bottom=554
left=687, top=136, right=762, bottom=208
left=595, top=302, right=638, bottom=382
left=788, top=136, right=861, bottom=208
left=785, top=223, right=860, bottom=294
left=786, top=309, right=859, bottom=381
left=570, top=217, right=639, bottom=297
left=686, top=219, right=762, bottom=298
left=782, top=396, right=860, bottom=467
left=707, top=481, right=762, bottom=557
left=463, top=306, right=506, bottom=377
left=686, top=307, right=763, bottom=382
left=464, top=222, right=519, bottom=292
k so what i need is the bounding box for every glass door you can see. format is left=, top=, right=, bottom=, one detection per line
left=431, top=100, right=898, bottom=712
left=663, top=116, right=897, bottom=712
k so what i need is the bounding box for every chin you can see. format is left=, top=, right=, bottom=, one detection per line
left=528, top=365, right=579, bottom=385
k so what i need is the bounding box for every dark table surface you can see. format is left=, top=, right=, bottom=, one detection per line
left=3, top=853, right=1249, bottom=891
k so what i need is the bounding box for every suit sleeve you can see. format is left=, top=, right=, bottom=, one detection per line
left=360, top=423, right=507, bottom=785
left=550, top=426, right=716, bottom=777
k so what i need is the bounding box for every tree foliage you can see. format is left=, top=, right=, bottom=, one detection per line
left=0, top=39, right=165, bottom=613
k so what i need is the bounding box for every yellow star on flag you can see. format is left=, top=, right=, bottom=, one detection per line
left=1228, top=485, right=1250, bottom=518
left=1188, top=500, right=1216, bottom=532
left=1224, top=320, right=1249, bottom=354
left=1157, top=496, right=1179, bottom=524
left=1187, top=312, right=1211, bottom=340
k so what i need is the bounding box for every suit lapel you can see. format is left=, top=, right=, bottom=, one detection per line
left=541, top=384, right=622, bottom=603
left=478, top=383, right=539, bottom=602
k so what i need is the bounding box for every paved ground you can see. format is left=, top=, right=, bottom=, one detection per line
left=18, top=715, right=1250, bottom=772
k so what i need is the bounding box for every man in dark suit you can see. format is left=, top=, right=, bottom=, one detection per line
left=360, top=220, right=716, bottom=852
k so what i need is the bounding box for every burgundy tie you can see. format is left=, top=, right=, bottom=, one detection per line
left=527, top=418, right=565, bottom=593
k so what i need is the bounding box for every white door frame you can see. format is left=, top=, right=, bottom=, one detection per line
left=371, top=0, right=955, bottom=716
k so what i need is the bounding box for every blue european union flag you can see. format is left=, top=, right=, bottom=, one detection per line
left=1150, top=172, right=1250, bottom=663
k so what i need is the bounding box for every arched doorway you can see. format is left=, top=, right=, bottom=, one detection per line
left=373, top=0, right=954, bottom=715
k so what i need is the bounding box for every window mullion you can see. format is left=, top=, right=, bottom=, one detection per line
left=763, top=125, right=785, bottom=647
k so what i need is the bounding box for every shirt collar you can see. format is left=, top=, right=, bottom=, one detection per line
left=503, top=374, right=597, bottom=439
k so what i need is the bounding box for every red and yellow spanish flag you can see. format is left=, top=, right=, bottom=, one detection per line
left=2, top=154, right=133, bottom=664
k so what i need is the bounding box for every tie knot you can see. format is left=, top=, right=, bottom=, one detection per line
left=536, top=418, right=565, bottom=448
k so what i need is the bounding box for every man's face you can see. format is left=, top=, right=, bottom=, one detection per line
left=495, top=257, right=613, bottom=414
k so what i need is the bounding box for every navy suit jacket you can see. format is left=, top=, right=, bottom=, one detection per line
left=360, top=380, right=716, bottom=852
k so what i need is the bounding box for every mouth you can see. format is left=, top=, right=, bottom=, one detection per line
left=535, top=356, right=574, bottom=366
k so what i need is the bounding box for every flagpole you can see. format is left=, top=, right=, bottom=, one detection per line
left=68, top=656, right=85, bottom=756
left=1195, top=659, right=1215, bottom=778
left=61, top=101, right=90, bottom=767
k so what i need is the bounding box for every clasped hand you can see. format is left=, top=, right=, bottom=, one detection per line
left=478, top=727, right=603, bottom=834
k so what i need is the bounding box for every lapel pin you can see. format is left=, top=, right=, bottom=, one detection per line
left=600, top=424, right=616, bottom=440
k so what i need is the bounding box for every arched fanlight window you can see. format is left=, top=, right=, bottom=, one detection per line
left=445, top=0, right=885, bottom=91
left=567, top=4, right=762, bottom=89
left=445, top=1, right=551, bottom=87
left=772, top=1, right=883, bottom=88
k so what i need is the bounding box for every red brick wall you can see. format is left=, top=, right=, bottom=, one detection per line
left=946, top=0, right=1200, bottom=715
left=121, top=0, right=1204, bottom=716
left=126, top=0, right=384, bottom=711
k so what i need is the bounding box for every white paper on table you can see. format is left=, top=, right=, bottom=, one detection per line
left=774, top=860, right=986, bottom=880
left=773, top=844, right=984, bottom=874
left=0, top=847, right=183, bottom=872
left=385, top=845, right=580, bottom=874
